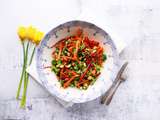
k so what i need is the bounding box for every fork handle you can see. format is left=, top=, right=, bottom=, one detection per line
left=101, top=80, right=121, bottom=105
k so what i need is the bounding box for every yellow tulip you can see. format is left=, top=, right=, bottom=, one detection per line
left=17, top=26, right=27, bottom=41
left=33, top=31, right=44, bottom=45
left=26, top=26, right=37, bottom=41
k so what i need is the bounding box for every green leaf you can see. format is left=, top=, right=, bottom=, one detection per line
left=62, top=47, right=68, bottom=55
left=74, top=77, right=79, bottom=81
left=52, top=66, right=60, bottom=75
left=73, top=66, right=79, bottom=71
left=90, top=79, right=96, bottom=85
left=52, top=60, right=57, bottom=66
left=73, top=48, right=76, bottom=53
left=94, top=64, right=101, bottom=71
left=55, top=48, right=59, bottom=53
left=102, top=54, right=107, bottom=61
left=57, top=60, right=62, bottom=65
left=59, top=80, right=64, bottom=86
left=70, top=83, right=75, bottom=87
left=80, top=43, right=85, bottom=50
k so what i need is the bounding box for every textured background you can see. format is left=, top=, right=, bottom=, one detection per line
left=0, top=0, right=160, bottom=120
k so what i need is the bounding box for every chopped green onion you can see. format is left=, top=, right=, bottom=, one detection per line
left=90, top=78, right=96, bottom=85
left=70, top=66, right=73, bottom=70
left=80, top=43, right=85, bottom=50
left=94, top=64, right=101, bottom=71
left=57, top=60, right=62, bottom=65
left=74, top=77, right=79, bottom=81
left=70, top=83, right=75, bottom=87
left=73, top=66, right=79, bottom=71
left=102, top=54, right=107, bottom=61
left=73, top=48, right=76, bottom=53
left=59, top=80, right=64, bottom=86
left=51, top=66, right=60, bottom=75
left=55, top=48, right=59, bottom=53
left=51, top=60, right=57, bottom=66
left=62, top=47, right=68, bottom=55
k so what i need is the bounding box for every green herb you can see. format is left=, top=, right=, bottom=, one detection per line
left=78, top=52, right=85, bottom=59
left=73, top=48, right=76, bottom=53
left=70, top=66, right=73, bottom=70
left=73, top=66, right=79, bottom=71
left=86, top=71, right=92, bottom=76
left=70, top=83, right=75, bottom=87
left=102, top=54, right=107, bottom=61
left=94, top=64, right=101, bottom=71
left=52, top=59, right=57, bottom=66
left=62, top=47, right=68, bottom=55
left=55, top=48, right=59, bottom=53
left=74, top=61, right=79, bottom=65
left=90, top=78, right=96, bottom=85
left=59, top=80, right=64, bottom=86
left=80, top=43, right=85, bottom=50
left=52, top=66, right=60, bottom=75
left=57, top=60, right=62, bottom=65
left=78, top=51, right=82, bottom=57
left=74, top=77, right=79, bottom=81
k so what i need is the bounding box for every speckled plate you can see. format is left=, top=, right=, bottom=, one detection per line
left=36, top=20, right=118, bottom=103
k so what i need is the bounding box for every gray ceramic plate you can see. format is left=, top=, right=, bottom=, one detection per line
left=36, top=20, right=118, bottom=103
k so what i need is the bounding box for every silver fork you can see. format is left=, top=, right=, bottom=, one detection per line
left=101, top=62, right=128, bottom=105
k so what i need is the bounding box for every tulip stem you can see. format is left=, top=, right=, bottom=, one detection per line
left=20, top=44, right=36, bottom=108
left=20, top=41, right=29, bottom=108
left=16, top=42, right=26, bottom=99
left=29, top=45, right=36, bottom=65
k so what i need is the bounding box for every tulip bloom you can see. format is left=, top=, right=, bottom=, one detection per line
left=33, top=31, right=44, bottom=45
left=27, top=26, right=37, bottom=41
left=17, top=26, right=27, bottom=41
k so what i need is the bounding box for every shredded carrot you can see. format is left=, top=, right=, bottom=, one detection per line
left=50, top=29, right=107, bottom=89
left=76, top=80, right=90, bottom=88
left=57, top=42, right=63, bottom=60
left=73, top=40, right=80, bottom=60
left=79, top=62, right=92, bottom=82
left=63, top=75, right=78, bottom=88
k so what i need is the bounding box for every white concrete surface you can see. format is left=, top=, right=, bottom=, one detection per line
left=0, top=0, right=160, bottom=120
